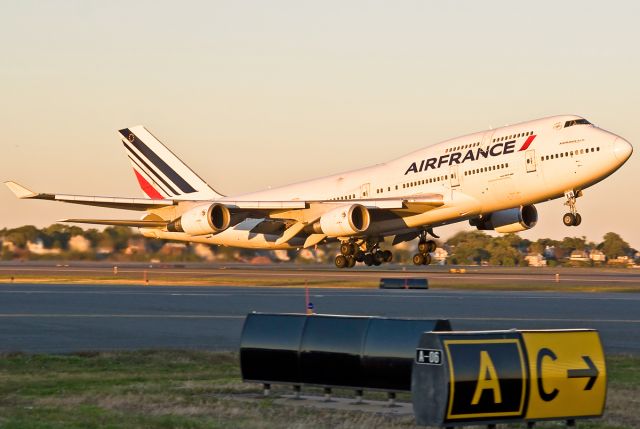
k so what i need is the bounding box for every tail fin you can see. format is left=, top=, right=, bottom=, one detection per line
left=118, top=126, right=224, bottom=200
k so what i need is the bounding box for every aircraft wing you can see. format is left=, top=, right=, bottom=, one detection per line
left=5, top=181, right=308, bottom=211
left=5, top=181, right=175, bottom=211
left=6, top=181, right=442, bottom=213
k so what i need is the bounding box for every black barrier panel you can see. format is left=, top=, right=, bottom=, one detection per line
left=240, top=313, right=306, bottom=383
left=299, top=316, right=370, bottom=387
left=240, top=313, right=452, bottom=392
left=379, top=278, right=428, bottom=289
left=362, top=318, right=452, bottom=391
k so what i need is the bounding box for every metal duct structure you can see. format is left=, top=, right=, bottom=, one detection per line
left=240, top=313, right=451, bottom=392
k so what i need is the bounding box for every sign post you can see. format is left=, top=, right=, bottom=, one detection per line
left=412, top=329, right=606, bottom=427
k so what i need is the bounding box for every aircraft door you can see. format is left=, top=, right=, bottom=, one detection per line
left=525, top=150, right=537, bottom=172
left=450, top=165, right=460, bottom=187
left=360, top=183, right=371, bottom=198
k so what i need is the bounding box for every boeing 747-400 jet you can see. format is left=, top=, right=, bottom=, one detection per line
left=6, top=115, right=632, bottom=268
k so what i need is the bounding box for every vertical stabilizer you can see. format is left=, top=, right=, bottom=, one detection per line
left=118, top=126, right=224, bottom=200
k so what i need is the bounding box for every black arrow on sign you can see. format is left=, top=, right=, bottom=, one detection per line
left=567, top=356, right=599, bottom=390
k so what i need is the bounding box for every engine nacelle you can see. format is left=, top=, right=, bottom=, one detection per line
left=310, top=204, right=371, bottom=237
left=167, top=203, right=231, bottom=236
left=470, top=205, right=538, bottom=233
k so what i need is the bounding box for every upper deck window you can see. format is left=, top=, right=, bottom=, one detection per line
left=564, top=119, right=591, bottom=128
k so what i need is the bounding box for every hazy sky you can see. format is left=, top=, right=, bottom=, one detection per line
left=1, top=1, right=639, bottom=247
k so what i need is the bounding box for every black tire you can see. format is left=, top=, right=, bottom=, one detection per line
left=347, top=256, right=356, bottom=268
left=563, top=213, right=576, bottom=226
left=340, top=242, right=354, bottom=256
left=373, top=257, right=382, bottom=266
left=382, top=250, right=393, bottom=263
left=335, top=254, right=348, bottom=269
left=354, top=251, right=365, bottom=262
left=374, top=251, right=384, bottom=264
left=427, top=240, right=437, bottom=253
left=422, top=253, right=432, bottom=265
left=363, top=253, right=374, bottom=266
left=418, top=242, right=429, bottom=253
left=413, top=253, right=425, bottom=265
left=574, top=213, right=582, bottom=226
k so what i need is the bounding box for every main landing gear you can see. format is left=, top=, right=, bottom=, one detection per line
left=335, top=238, right=393, bottom=269
left=413, top=233, right=436, bottom=266
left=562, top=190, right=582, bottom=227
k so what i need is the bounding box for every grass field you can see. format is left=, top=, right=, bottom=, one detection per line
left=2, top=273, right=640, bottom=293
left=0, top=351, right=637, bottom=429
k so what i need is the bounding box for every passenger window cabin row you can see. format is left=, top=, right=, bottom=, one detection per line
left=463, top=163, right=509, bottom=176
left=541, top=146, right=600, bottom=162
left=492, top=131, right=533, bottom=143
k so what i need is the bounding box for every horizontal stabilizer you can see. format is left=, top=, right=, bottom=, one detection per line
left=60, top=219, right=168, bottom=228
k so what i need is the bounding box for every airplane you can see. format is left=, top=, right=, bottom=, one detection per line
left=5, top=114, right=633, bottom=268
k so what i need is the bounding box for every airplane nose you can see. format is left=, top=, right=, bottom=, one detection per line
left=613, top=137, right=633, bottom=162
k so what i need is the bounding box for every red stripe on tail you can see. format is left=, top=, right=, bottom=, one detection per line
left=133, top=169, right=164, bottom=199
left=519, top=135, right=536, bottom=151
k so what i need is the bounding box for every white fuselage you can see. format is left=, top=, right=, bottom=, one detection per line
left=144, top=115, right=631, bottom=249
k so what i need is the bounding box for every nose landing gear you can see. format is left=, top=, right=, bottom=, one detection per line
left=562, top=190, right=582, bottom=226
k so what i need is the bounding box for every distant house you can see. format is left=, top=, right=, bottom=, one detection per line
left=95, top=239, right=115, bottom=255
left=159, top=242, right=187, bottom=256
left=273, top=249, right=291, bottom=262
left=26, top=239, right=61, bottom=255
left=569, top=250, right=590, bottom=262
left=525, top=253, right=547, bottom=267
left=193, top=243, right=215, bottom=261
left=1, top=240, right=16, bottom=252
left=608, top=255, right=633, bottom=266
left=124, top=238, right=147, bottom=255
left=69, top=235, right=91, bottom=253
left=589, top=249, right=606, bottom=262
left=432, top=247, right=449, bottom=264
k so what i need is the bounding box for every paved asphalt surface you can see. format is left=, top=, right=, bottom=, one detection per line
left=0, top=283, right=638, bottom=354
left=2, top=262, right=640, bottom=286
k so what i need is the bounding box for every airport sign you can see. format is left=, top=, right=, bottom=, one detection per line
left=412, top=329, right=606, bottom=427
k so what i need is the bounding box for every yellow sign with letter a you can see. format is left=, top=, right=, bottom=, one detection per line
left=522, top=330, right=606, bottom=419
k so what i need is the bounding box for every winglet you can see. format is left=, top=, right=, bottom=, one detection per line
left=4, top=181, right=38, bottom=199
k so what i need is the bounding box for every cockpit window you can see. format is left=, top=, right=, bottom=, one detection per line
left=564, top=119, right=591, bottom=128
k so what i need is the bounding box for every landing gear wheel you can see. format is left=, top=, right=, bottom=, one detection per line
left=354, top=251, right=365, bottom=263
left=340, top=242, right=354, bottom=256
left=563, top=213, right=576, bottom=227
left=419, top=239, right=436, bottom=253
left=346, top=256, right=356, bottom=268
left=413, top=253, right=426, bottom=266
left=422, top=253, right=432, bottom=265
left=363, top=253, right=374, bottom=266
left=373, top=252, right=383, bottom=266
left=574, top=213, right=582, bottom=226
left=382, top=250, right=393, bottom=263
left=335, top=254, right=348, bottom=269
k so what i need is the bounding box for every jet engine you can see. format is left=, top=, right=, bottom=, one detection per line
left=308, top=204, right=371, bottom=237
left=167, top=203, right=231, bottom=236
left=470, top=205, right=538, bottom=233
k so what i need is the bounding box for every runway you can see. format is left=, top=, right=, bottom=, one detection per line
left=0, top=283, right=638, bottom=354
left=1, top=262, right=640, bottom=288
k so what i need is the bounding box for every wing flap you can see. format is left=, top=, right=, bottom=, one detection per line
left=60, top=219, right=168, bottom=227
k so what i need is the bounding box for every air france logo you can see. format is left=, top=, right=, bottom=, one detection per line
left=404, top=135, right=536, bottom=175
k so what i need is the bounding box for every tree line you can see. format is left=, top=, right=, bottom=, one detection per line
left=0, top=224, right=636, bottom=266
